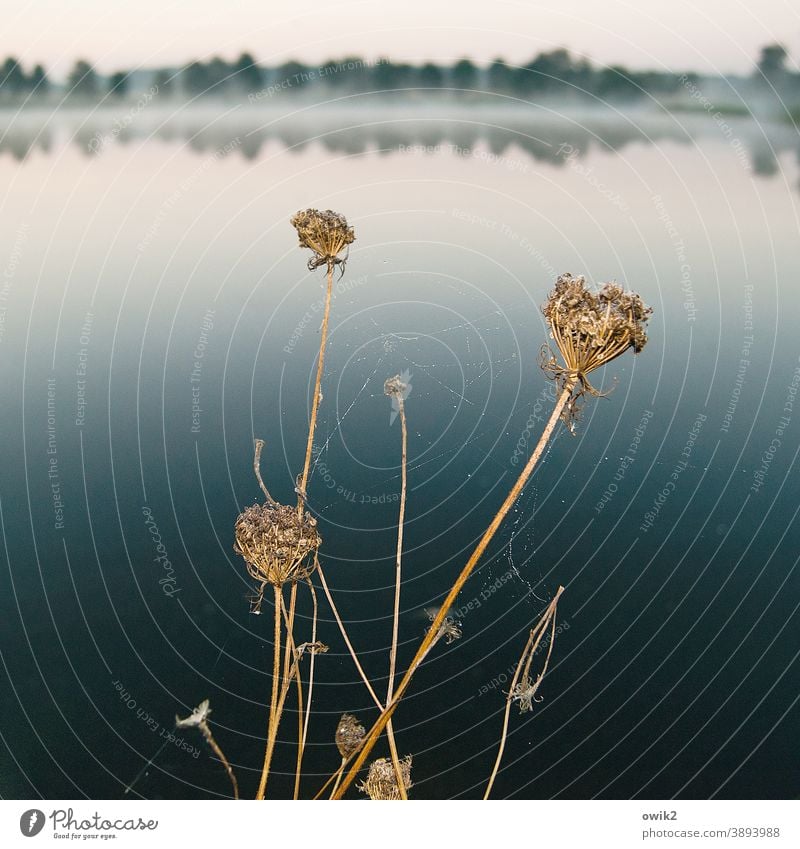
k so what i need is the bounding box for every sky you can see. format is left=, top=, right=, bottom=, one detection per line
left=7, top=0, right=800, bottom=78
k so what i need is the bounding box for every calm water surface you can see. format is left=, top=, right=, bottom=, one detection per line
left=1, top=103, right=799, bottom=799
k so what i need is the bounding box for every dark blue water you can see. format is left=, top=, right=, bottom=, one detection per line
left=1, top=104, right=799, bottom=799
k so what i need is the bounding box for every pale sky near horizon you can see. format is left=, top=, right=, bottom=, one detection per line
left=7, top=0, right=800, bottom=78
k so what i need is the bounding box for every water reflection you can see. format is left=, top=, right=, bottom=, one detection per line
left=0, top=105, right=795, bottom=183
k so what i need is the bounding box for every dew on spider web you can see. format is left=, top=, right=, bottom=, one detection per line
left=490, top=436, right=559, bottom=606
left=305, top=307, right=528, bottom=517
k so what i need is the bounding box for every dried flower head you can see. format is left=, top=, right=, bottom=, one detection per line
left=291, top=208, right=355, bottom=271
left=425, top=607, right=462, bottom=645
left=176, top=699, right=212, bottom=729
left=234, top=501, right=320, bottom=605
left=383, top=374, right=408, bottom=398
left=174, top=698, right=239, bottom=800
left=508, top=676, right=544, bottom=714
left=335, top=713, right=366, bottom=760
left=540, top=273, right=652, bottom=428
left=358, top=755, right=413, bottom=800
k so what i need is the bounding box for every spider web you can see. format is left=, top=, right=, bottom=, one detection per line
left=303, top=302, right=554, bottom=600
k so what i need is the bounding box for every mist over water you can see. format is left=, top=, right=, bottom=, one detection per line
left=1, top=99, right=799, bottom=800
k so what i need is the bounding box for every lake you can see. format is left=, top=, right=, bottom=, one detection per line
left=1, top=101, right=798, bottom=800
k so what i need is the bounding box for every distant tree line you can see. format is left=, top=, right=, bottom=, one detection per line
left=1, top=44, right=796, bottom=105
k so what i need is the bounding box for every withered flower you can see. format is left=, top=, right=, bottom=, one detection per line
left=290, top=208, right=355, bottom=271
left=425, top=607, right=462, bottom=645
left=175, top=699, right=239, bottom=799
left=540, top=273, right=652, bottom=428
left=234, top=501, right=320, bottom=609
left=358, top=755, right=413, bottom=800
left=335, top=713, right=365, bottom=760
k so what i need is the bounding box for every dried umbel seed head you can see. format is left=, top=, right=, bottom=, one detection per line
left=358, top=755, right=413, bottom=800
left=335, top=713, right=365, bottom=759
left=540, top=273, right=652, bottom=427
left=175, top=699, right=211, bottom=729
left=290, top=208, right=355, bottom=271
left=384, top=374, right=408, bottom=398
left=425, top=607, right=463, bottom=645
left=234, top=501, right=321, bottom=596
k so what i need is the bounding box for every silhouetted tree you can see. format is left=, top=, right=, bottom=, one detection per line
left=371, top=58, right=395, bottom=91
left=373, top=60, right=413, bottom=91
left=418, top=63, right=444, bottom=89
left=524, top=48, right=574, bottom=95
left=451, top=58, right=477, bottom=93
left=109, top=70, right=129, bottom=97
left=319, top=57, right=368, bottom=92
left=233, top=52, right=262, bottom=93
left=182, top=61, right=211, bottom=96
left=488, top=58, right=515, bottom=94
left=205, top=57, right=231, bottom=95
left=1, top=57, right=26, bottom=97
left=278, top=61, right=311, bottom=90
left=67, top=60, right=100, bottom=99
left=595, top=66, right=642, bottom=99
left=153, top=69, right=176, bottom=97
left=30, top=64, right=48, bottom=95
left=757, top=44, right=788, bottom=81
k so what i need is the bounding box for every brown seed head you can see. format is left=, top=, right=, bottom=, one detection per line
left=540, top=273, right=652, bottom=427
left=384, top=374, right=408, bottom=398
left=233, top=501, right=321, bottom=592
left=335, top=713, right=365, bottom=759
left=358, top=755, right=413, bottom=800
left=290, top=208, right=355, bottom=271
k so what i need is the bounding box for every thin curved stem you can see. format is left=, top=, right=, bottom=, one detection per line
left=252, top=439, right=275, bottom=504
left=295, top=579, right=319, bottom=798
left=484, top=586, right=563, bottom=799
left=292, top=642, right=305, bottom=800
left=330, top=759, right=346, bottom=799
left=255, top=584, right=283, bottom=800
left=200, top=723, right=240, bottom=800
left=330, top=380, right=575, bottom=799
left=385, top=393, right=408, bottom=798
left=316, top=559, right=383, bottom=709
left=297, top=260, right=334, bottom=514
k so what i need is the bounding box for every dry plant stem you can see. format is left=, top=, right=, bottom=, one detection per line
left=483, top=586, right=564, bottom=800
left=385, top=394, right=408, bottom=799
left=316, top=559, right=384, bottom=709
left=297, top=260, right=334, bottom=515
left=253, top=439, right=275, bottom=504
left=255, top=584, right=283, bottom=800
left=201, top=725, right=240, bottom=800
left=283, top=584, right=298, bottom=686
left=292, top=642, right=305, bottom=801
left=279, top=584, right=305, bottom=801
left=330, top=762, right=346, bottom=799
left=295, top=578, right=319, bottom=795
left=331, top=380, right=575, bottom=799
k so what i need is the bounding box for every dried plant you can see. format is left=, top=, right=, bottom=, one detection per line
left=540, top=273, right=652, bottom=429
left=425, top=608, right=463, bottom=646
left=332, top=277, right=652, bottom=798
left=236, top=209, right=355, bottom=801
left=223, top=216, right=652, bottom=801
left=383, top=374, right=411, bottom=798
left=358, top=755, right=413, bottom=801
left=233, top=441, right=322, bottom=800
left=291, top=209, right=356, bottom=508
left=335, top=714, right=366, bottom=759
left=484, top=586, right=564, bottom=799
left=176, top=699, right=238, bottom=799
left=234, top=502, right=321, bottom=601
left=291, top=208, right=355, bottom=272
